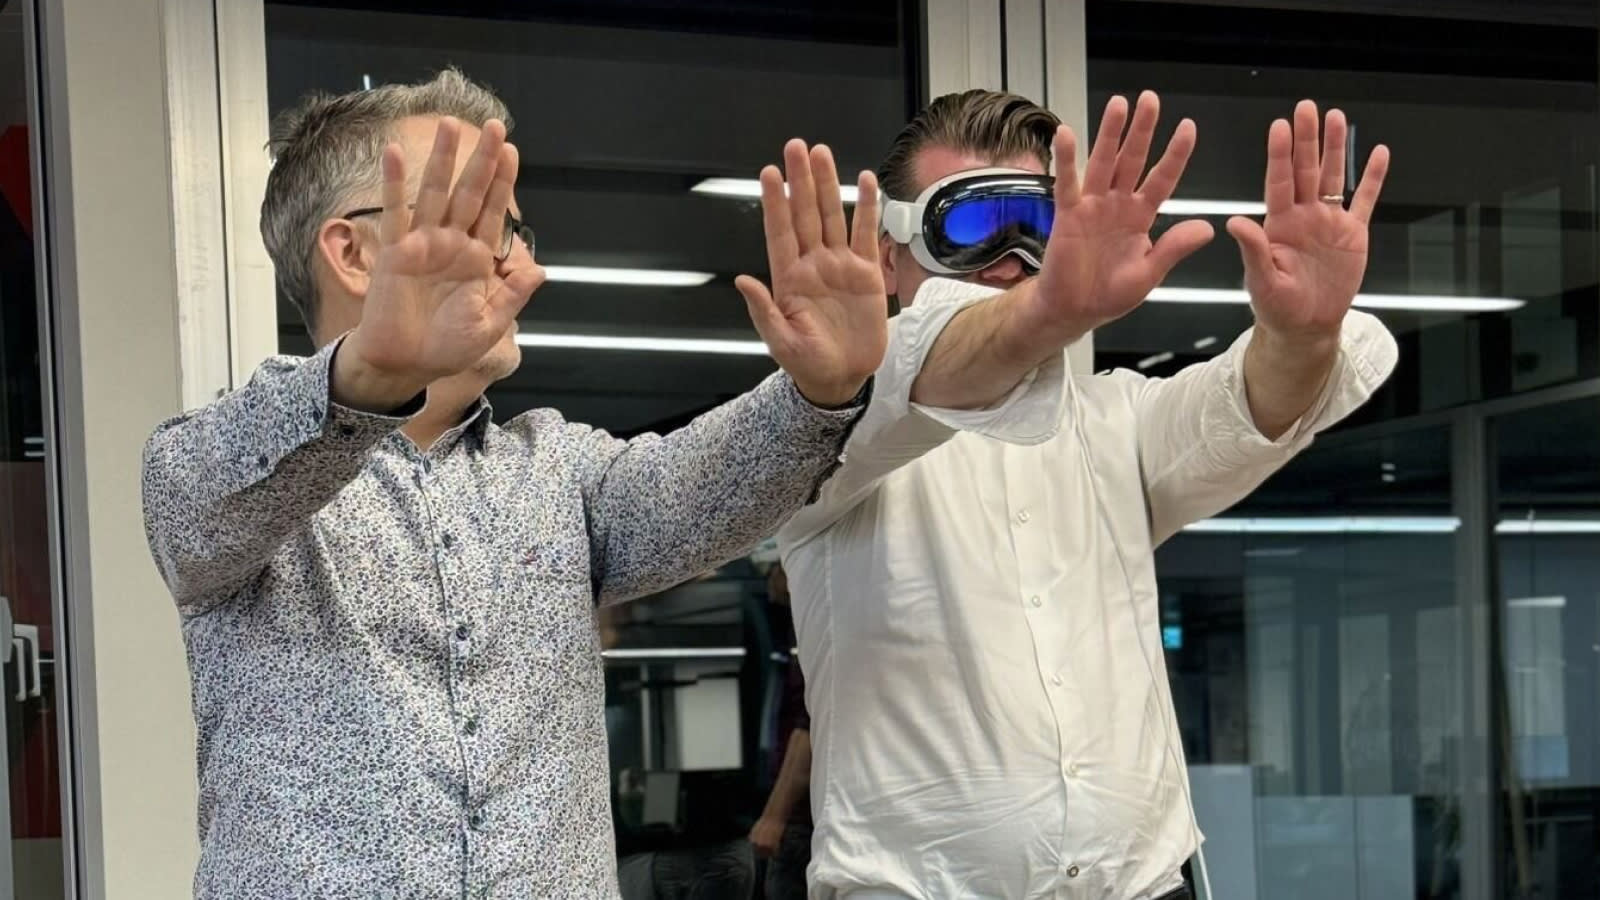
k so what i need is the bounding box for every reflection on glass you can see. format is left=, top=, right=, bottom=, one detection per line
left=1087, top=3, right=1599, bottom=420
left=1493, top=396, right=1599, bottom=900
left=602, top=562, right=788, bottom=899
left=265, top=0, right=913, bottom=434
left=1157, top=427, right=1460, bottom=899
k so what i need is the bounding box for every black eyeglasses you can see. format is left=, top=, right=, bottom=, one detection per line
left=342, top=207, right=536, bottom=263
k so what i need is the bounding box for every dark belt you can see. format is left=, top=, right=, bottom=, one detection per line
left=1153, top=886, right=1193, bottom=900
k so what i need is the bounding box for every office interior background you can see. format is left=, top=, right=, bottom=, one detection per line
left=3, top=0, right=1598, bottom=897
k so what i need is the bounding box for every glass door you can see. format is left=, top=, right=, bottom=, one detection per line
left=1491, top=393, right=1600, bottom=900
left=0, top=0, right=67, bottom=896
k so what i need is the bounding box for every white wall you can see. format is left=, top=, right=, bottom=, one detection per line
left=38, top=0, right=202, bottom=895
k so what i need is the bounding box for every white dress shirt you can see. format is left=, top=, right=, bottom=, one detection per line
left=778, top=277, right=1398, bottom=900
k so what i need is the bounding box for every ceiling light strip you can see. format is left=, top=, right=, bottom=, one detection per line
left=1146, top=287, right=1524, bottom=313
left=515, top=332, right=770, bottom=356
left=542, top=265, right=715, bottom=287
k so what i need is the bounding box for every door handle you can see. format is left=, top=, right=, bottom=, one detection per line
left=12, top=625, right=39, bottom=700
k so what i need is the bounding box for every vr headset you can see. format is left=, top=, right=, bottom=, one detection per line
left=881, top=167, right=1054, bottom=275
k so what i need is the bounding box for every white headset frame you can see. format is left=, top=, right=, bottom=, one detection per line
left=881, top=166, right=1049, bottom=275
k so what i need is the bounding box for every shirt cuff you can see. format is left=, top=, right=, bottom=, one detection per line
left=896, top=277, right=1067, bottom=446
left=774, top=372, right=870, bottom=425
left=258, top=335, right=421, bottom=473
left=1204, top=309, right=1398, bottom=460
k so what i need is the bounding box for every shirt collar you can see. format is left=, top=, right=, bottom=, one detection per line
left=442, top=397, right=494, bottom=452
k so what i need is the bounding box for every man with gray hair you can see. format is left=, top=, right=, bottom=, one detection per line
left=141, top=69, right=889, bottom=898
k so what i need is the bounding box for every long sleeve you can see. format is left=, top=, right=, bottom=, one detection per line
left=141, top=338, right=417, bottom=613
left=1122, top=309, right=1398, bottom=545
left=574, top=371, right=864, bottom=605
left=778, top=277, right=1068, bottom=548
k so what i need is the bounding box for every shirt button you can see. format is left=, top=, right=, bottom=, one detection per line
left=1051, top=674, right=1063, bottom=686
left=256, top=454, right=269, bottom=469
left=455, top=623, right=471, bottom=641
left=463, top=716, right=479, bottom=735
left=1017, top=510, right=1031, bottom=524
left=1067, top=865, right=1080, bottom=878
left=1030, top=595, right=1042, bottom=608
left=468, top=811, right=485, bottom=831
left=441, top=532, right=456, bottom=549
left=1067, top=762, right=1080, bottom=776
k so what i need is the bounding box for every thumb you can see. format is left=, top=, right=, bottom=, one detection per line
left=735, top=274, right=788, bottom=352
left=1145, top=219, right=1215, bottom=283
left=1227, top=216, right=1274, bottom=278
left=488, top=263, right=545, bottom=320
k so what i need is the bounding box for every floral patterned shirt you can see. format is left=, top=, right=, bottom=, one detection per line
left=142, top=338, right=862, bottom=899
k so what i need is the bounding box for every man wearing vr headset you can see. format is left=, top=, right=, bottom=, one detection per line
left=756, top=90, right=1398, bottom=899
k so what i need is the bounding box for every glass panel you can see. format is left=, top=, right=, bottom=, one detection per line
left=1086, top=2, right=1600, bottom=422
left=265, top=0, right=914, bottom=433
left=1089, top=5, right=1598, bottom=896
left=1155, top=426, right=1460, bottom=899
left=1492, top=395, right=1600, bottom=900
left=262, top=4, right=913, bottom=896
left=0, top=1, right=66, bottom=897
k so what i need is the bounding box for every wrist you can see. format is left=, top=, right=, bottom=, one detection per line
left=999, top=280, right=1090, bottom=364
left=1251, top=322, right=1341, bottom=367
left=794, top=376, right=869, bottom=410
left=331, top=331, right=431, bottom=414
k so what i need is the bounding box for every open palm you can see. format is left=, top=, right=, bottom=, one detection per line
left=355, top=118, right=543, bottom=382
left=1027, top=92, right=1215, bottom=338
left=1227, top=101, right=1389, bottom=339
left=735, top=140, right=887, bottom=407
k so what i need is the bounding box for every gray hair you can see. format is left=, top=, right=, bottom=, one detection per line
left=262, top=68, right=513, bottom=332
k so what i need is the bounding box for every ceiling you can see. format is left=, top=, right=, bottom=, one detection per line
left=264, top=1, right=1599, bottom=446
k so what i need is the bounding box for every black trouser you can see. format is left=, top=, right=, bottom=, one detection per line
left=763, top=822, right=813, bottom=900
left=1154, top=884, right=1193, bottom=900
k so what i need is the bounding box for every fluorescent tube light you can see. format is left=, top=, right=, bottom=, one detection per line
left=541, top=266, right=715, bottom=287
left=1507, top=596, right=1566, bottom=609
left=1184, top=516, right=1462, bottom=534
left=1183, top=517, right=1600, bottom=535
left=1137, top=351, right=1175, bottom=370
left=515, top=332, right=770, bottom=356
left=1353, top=294, right=1524, bottom=313
left=692, top=177, right=860, bottom=204
left=1159, top=199, right=1267, bottom=216
left=1244, top=547, right=1304, bottom=558
left=1146, top=287, right=1524, bottom=313
left=603, top=648, right=747, bottom=660
left=1496, top=519, right=1600, bottom=534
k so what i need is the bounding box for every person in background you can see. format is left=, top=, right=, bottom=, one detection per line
left=760, top=89, right=1397, bottom=899
left=750, top=563, right=812, bottom=900
left=140, top=68, right=890, bottom=899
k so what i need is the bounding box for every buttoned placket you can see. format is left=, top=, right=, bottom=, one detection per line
left=1002, top=444, right=1086, bottom=892
left=413, top=442, right=487, bottom=890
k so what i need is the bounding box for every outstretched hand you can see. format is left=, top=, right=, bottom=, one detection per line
left=338, top=117, right=544, bottom=408
left=735, top=140, right=888, bottom=408
left=1227, top=101, right=1390, bottom=342
left=1020, top=91, right=1215, bottom=342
